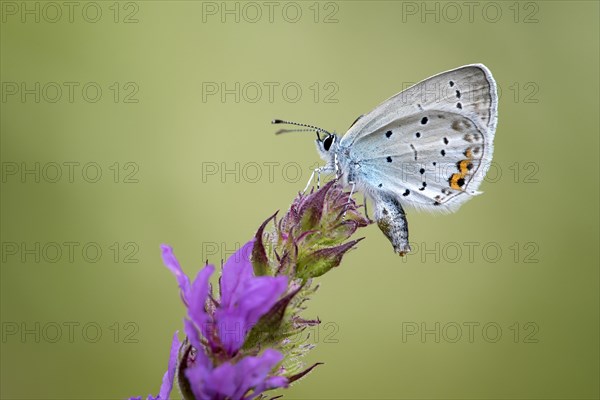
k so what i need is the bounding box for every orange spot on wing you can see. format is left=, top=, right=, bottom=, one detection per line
left=449, top=173, right=463, bottom=190
left=459, top=160, right=470, bottom=174
left=448, top=147, right=477, bottom=192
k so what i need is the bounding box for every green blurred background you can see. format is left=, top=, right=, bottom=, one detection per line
left=1, top=1, right=598, bottom=399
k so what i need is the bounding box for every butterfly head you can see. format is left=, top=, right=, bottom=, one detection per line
left=315, top=132, right=339, bottom=162
left=272, top=119, right=339, bottom=162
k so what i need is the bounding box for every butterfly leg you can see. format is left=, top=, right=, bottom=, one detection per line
left=348, top=181, right=356, bottom=198
left=341, top=181, right=356, bottom=219
left=303, top=166, right=324, bottom=193
left=372, top=192, right=411, bottom=256
left=317, top=167, right=321, bottom=189
left=303, top=169, right=315, bottom=193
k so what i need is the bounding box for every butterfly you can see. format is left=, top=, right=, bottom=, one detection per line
left=274, top=64, right=498, bottom=256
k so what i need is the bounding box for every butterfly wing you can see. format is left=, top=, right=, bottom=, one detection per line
left=340, top=64, right=498, bottom=212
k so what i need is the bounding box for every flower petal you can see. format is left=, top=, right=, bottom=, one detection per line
left=183, top=319, right=210, bottom=369
left=186, top=350, right=286, bottom=400
left=220, top=240, right=255, bottom=308
left=214, top=311, right=247, bottom=356
left=216, top=276, right=287, bottom=355
left=157, top=332, right=181, bottom=400
left=246, top=376, right=289, bottom=400
left=188, top=265, right=214, bottom=337
left=206, top=362, right=237, bottom=397
left=185, top=361, right=213, bottom=400
left=238, top=276, right=288, bottom=329
left=231, top=349, right=285, bottom=399
left=161, top=245, right=191, bottom=304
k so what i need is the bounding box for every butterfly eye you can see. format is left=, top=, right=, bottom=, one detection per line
left=323, top=135, right=335, bottom=151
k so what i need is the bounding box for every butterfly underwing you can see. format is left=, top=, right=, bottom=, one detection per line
left=277, top=64, right=498, bottom=256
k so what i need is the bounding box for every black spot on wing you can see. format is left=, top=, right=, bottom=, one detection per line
left=410, top=144, right=418, bottom=161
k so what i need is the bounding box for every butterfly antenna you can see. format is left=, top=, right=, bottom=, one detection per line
left=273, top=128, right=317, bottom=135
left=272, top=119, right=333, bottom=139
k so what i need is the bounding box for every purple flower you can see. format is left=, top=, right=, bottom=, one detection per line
left=162, top=240, right=288, bottom=356
left=132, top=182, right=368, bottom=400
left=128, top=332, right=180, bottom=400
left=160, top=239, right=289, bottom=399
left=186, top=348, right=288, bottom=400
left=215, top=241, right=288, bottom=355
